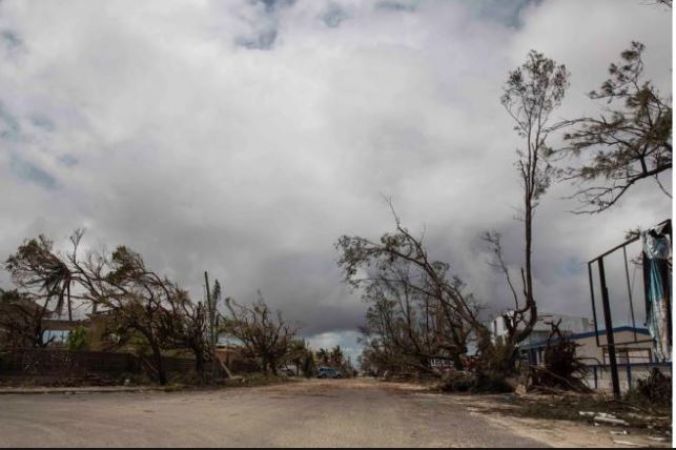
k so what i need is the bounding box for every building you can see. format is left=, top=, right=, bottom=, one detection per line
left=518, top=326, right=666, bottom=392
left=489, top=311, right=595, bottom=347
left=519, top=326, right=653, bottom=366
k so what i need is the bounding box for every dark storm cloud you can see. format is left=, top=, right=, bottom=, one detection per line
left=0, top=0, right=671, bottom=353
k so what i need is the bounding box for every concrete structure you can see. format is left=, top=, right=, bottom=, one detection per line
left=518, top=326, right=666, bottom=392
left=489, top=311, right=595, bottom=347
left=520, top=326, right=653, bottom=366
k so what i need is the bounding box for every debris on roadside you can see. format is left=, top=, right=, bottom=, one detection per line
left=611, top=439, right=640, bottom=447
left=578, top=411, right=630, bottom=427
left=610, top=430, right=629, bottom=436
left=593, top=412, right=629, bottom=427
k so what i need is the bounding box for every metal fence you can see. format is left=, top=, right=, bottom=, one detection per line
left=0, top=348, right=196, bottom=377
left=583, top=362, right=672, bottom=392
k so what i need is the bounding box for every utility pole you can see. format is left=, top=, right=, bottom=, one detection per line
left=204, top=271, right=217, bottom=379
left=598, top=259, right=621, bottom=400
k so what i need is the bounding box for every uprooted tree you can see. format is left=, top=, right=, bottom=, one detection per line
left=529, top=319, right=590, bottom=392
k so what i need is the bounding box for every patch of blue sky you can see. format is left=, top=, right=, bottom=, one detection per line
left=375, top=0, right=419, bottom=13
left=322, top=3, right=350, bottom=28
left=9, top=153, right=59, bottom=190
left=459, top=0, right=542, bottom=28
left=561, top=257, right=585, bottom=277
left=0, top=103, right=20, bottom=141
left=258, top=0, right=296, bottom=14
left=236, top=28, right=278, bottom=50
left=1, top=29, right=21, bottom=49
left=59, top=154, right=78, bottom=167
left=30, top=114, right=56, bottom=132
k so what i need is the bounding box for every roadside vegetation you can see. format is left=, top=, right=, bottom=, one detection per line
left=0, top=231, right=354, bottom=387
left=341, top=0, right=672, bottom=407
left=0, top=0, right=670, bottom=432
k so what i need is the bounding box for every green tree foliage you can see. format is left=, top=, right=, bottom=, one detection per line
left=317, top=347, right=330, bottom=366
left=5, top=234, right=75, bottom=320
left=95, top=246, right=207, bottom=385
left=301, top=350, right=316, bottom=378
left=4, top=231, right=212, bottom=385
left=286, top=339, right=315, bottom=377
left=67, top=325, right=89, bottom=351
left=330, top=346, right=345, bottom=367
left=563, top=42, right=672, bottom=212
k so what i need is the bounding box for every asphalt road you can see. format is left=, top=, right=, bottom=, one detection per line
left=0, top=378, right=548, bottom=447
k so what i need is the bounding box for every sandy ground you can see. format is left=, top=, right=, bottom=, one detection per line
left=443, top=394, right=671, bottom=448
left=0, top=378, right=668, bottom=448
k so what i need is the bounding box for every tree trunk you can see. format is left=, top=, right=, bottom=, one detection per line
left=194, top=350, right=205, bottom=383
left=151, top=344, right=167, bottom=385
left=452, top=353, right=464, bottom=371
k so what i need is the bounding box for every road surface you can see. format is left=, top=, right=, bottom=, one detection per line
left=0, top=378, right=548, bottom=447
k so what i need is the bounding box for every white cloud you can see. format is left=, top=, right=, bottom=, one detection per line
left=0, top=0, right=671, bottom=353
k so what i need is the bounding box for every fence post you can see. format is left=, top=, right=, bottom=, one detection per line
left=599, top=258, right=621, bottom=399
left=626, top=364, right=632, bottom=390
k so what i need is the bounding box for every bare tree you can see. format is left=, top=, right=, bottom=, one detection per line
left=222, top=293, right=298, bottom=375
left=496, top=50, right=569, bottom=349
left=563, top=42, right=671, bottom=212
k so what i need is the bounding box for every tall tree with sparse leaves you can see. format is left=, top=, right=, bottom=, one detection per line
left=496, top=50, right=569, bottom=348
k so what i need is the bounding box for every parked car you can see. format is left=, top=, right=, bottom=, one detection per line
left=317, top=367, right=342, bottom=379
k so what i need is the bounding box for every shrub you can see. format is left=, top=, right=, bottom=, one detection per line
left=67, top=326, right=89, bottom=351
left=438, top=370, right=514, bottom=394
left=625, top=368, right=672, bottom=408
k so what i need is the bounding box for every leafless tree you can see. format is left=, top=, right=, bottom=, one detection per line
left=222, top=293, right=298, bottom=375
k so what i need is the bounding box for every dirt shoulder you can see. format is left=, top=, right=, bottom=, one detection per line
left=445, top=393, right=672, bottom=448
left=0, top=377, right=670, bottom=447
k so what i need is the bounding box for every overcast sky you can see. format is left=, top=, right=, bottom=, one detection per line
left=0, top=0, right=672, bottom=362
